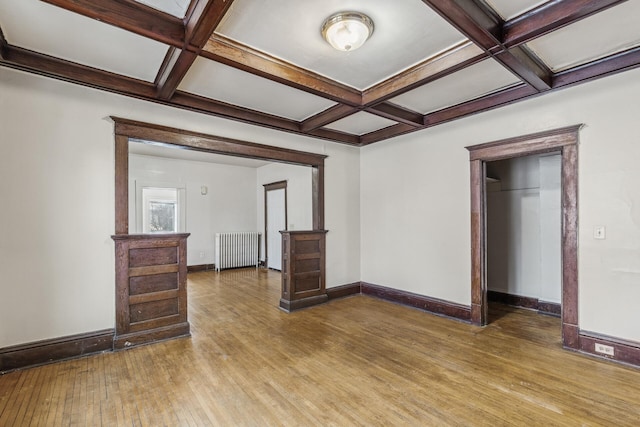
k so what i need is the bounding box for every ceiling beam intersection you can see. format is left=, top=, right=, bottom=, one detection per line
left=155, top=0, right=236, bottom=100
left=422, top=0, right=552, bottom=91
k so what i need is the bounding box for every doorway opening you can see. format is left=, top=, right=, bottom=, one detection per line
left=485, top=153, right=562, bottom=319
left=467, top=125, right=581, bottom=350
left=264, top=181, right=287, bottom=271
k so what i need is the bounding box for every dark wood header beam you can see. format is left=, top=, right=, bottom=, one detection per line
left=41, top=0, right=185, bottom=48
left=503, top=0, right=627, bottom=48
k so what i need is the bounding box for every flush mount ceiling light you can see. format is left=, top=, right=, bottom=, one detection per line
left=321, top=12, right=374, bottom=52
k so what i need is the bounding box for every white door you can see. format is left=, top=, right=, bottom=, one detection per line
left=266, top=188, right=286, bottom=270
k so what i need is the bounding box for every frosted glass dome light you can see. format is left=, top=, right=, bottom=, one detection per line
left=321, top=12, right=374, bottom=52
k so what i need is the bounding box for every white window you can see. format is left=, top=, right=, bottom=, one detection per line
left=135, top=183, right=186, bottom=233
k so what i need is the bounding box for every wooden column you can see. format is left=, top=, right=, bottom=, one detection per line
left=111, top=233, right=190, bottom=349
left=280, top=230, right=328, bottom=312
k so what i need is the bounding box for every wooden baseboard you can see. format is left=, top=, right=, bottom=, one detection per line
left=488, top=290, right=561, bottom=316
left=187, top=264, right=215, bottom=272
left=575, top=331, right=640, bottom=367
left=0, top=329, right=114, bottom=373
left=279, top=294, right=329, bottom=312
left=361, top=282, right=471, bottom=322
left=113, top=322, right=191, bottom=350
left=326, top=282, right=362, bottom=300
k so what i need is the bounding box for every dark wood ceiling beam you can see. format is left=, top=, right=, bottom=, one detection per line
left=0, top=44, right=359, bottom=146
left=553, top=46, right=640, bottom=88
left=422, top=0, right=552, bottom=91
left=170, top=91, right=359, bottom=145
left=360, top=124, right=417, bottom=146
left=362, top=41, right=486, bottom=105
left=300, top=104, right=358, bottom=132
left=421, top=0, right=500, bottom=51
left=156, top=0, right=235, bottom=100
left=494, top=46, right=552, bottom=91
left=360, top=85, right=537, bottom=145
left=202, top=35, right=362, bottom=106
left=2, top=45, right=157, bottom=97
left=366, top=103, right=423, bottom=127
left=0, top=27, right=7, bottom=59
left=306, top=128, right=361, bottom=146
left=424, top=85, right=538, bottom=127
left=503, top=0, right=628, bottom=48
left=40, top=0, right=185, bottom=48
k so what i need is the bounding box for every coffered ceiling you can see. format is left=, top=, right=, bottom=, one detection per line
left=1, top=0, right=639, bottom=146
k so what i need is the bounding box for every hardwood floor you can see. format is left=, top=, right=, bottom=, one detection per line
left=1, top=268, right=639, bottom=425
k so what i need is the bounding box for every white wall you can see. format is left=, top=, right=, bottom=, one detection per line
left=361, top=67, right=640, bottom=342
left=256, top=163, right=313, bottom=261
left=486, top=154, right=561, bottom=303
left=0, top=67, right=361, bottom=347
left=129, top=154, right=257, bottom=266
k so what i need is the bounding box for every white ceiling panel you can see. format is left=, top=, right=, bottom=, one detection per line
left=133, top=0, right=190, bottom=18
left=324, top=111, right=397, bottom=136
left=130, top=140, right=270, bottom=168
left=390, top=59, right=521, bottom=114
left=526, top=1, right=640, bottom=72
left=216, top=0, right=467, bottom=90
left=0, top=0, right=168, bottom=82
left=483, top=0, right=549, bottom=21
left=179, top=57, right=337, bottom=121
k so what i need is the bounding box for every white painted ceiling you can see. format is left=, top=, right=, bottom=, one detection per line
left=482, top=0, right=549, bottom=20
left=135, top=0, right=191, bottom=18
left=179, top=57, right=337, bottom=121
left=526, top=1, right=640, bottom=72
left=215, top=0, right=467, bottom=90
left=1, top=0, right=637, bottom=144
left=390, top=59, right=521, bottom=114
left=0, top=0, right=168, bottom=82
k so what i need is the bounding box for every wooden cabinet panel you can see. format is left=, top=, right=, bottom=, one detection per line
left=112, top=233, right=190, bottom=349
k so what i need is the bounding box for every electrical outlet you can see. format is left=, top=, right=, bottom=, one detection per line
left=595, top=343, right=614, bottom=356
left=199, top=251, right=205, bottom=258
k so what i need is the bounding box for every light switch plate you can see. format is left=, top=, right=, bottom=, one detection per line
left=594, top=226, right=606, bottom=240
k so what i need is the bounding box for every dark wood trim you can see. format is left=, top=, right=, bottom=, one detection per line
left=112, top=117, right=327, bottom=166
left=503, top=0, right=626, bottom=48
left=554, top=46, right=640, bottom=89
left=0, top=26, right=7, bottom=60
left=361, top=282, right=471, bottom=322
left=362, top=41, right=486, bottom=104
left=113, top=323, right=190, bottom=350
left=0, top=329, right=114, bottom=373
left=202, top=35, right=362, bottom=106
left=187, top=264, right=215, bottom=272
left=326, top=282, right=362, bottom=300
left=312, top=165, right=324, bottom=230
left=301, top=104, right=358, bottom=132
left=360, top=123, right=417, bottom=146
left=487, top=291, right=561, bottom=316
left=279, top=295, right=329, bottom=312
left=114, top=134, right=128, bottom=235
left=577, top=331, right=640, bottom=367
left=264, top=181, right=288, bottom=268
left=184, top=0, right=235, bottom=49
left=466, top=126, right=580, bottom=351
left=40, top=0, right=185, bottom=48
left=156, top=0, right=235, bottom=100
left=366, top=103, right=423, bottom=127
left=156, top=50, right=198, bottom=100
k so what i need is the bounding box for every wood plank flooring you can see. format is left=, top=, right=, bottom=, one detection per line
left=1, top=268, right=639, bottom=425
